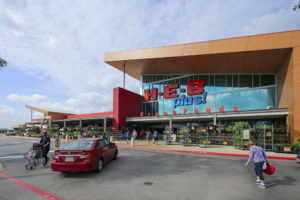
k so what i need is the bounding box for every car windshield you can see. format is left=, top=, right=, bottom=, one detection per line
left=63, top=140, right=95, bottom=150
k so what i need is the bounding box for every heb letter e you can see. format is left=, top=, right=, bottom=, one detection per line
left=164, top=84, right=179, bottom=99
left=187, top=80, right=204, bottom=96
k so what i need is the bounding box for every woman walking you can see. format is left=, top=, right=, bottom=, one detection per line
left=131, top=129, right=138, bottom=147
left=124, top=130, right=131, bottom=144
left=245, top=141, right=267, bottom=189
left=146, top=130, right=152, bottom=144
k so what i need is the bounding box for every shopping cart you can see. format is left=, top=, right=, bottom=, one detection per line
left=23, top=142, right=45, bottom=170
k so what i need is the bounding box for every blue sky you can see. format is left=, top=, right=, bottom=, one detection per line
left=0, top=0, right=300, bottom=128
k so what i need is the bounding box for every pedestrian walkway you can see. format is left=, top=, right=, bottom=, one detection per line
left=114, top=140, right=296, bottom=160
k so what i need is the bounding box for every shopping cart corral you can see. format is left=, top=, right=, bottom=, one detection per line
left=24, top=142, right=45, bottom=170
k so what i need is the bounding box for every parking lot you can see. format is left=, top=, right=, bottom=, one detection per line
left=0, top=135, right=300, bottom=200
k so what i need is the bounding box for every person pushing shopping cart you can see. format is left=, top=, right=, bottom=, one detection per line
left=40, top=131, right=50, bottom=165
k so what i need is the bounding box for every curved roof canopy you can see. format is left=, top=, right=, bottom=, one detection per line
left=25, top=105, right=76, bottom=115
left=104, top=30, right=300, bottom=80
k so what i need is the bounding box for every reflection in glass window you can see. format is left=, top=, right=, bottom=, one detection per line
left=219, top=93, right=233, bottom=112
left=215, top=75, right=226, bottom=92
left=165, top=100, right=172, bottom=115
left=204, top=95, right=215, bottom=112
left=145, top=102, right=153, bottom=116
left=232, top=92, right=239, bottom=109
left=245, top=89, right=260, bottom=110
left=239, top=75, right=252, bottom=88
left=214, top=94, right=220, bottom=112
left=233, top=75, right=239, bottom=90
left=180, top=77, right=188, bottom=86
left=239, top=91, right=247, bottom=110
left=267, top=87, right=275, bottom=108
left=253, top=75, right=259, bottom=87
left=261, top=75, right=275, bottom=86
left=260, top=89, right=268, bottom=109
left=158, top=101, right=164, bottom=115
left=226, top=75, right=232, bottom=91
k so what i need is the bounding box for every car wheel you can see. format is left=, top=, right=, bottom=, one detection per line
left=96, top=158, right=103, bottom=172
left=113, top=150, right=118, bottom=160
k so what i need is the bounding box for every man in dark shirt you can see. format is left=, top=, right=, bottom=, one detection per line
left=40, top=131, right=51, bottom=165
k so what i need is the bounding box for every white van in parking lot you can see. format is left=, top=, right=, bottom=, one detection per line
left=6, top=130, right=16, bottom=136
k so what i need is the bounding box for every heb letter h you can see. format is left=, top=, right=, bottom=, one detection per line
left=144, top=88, right=157, bottom=101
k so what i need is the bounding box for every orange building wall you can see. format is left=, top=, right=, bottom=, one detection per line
left=293, top=47, right=300, bottom=143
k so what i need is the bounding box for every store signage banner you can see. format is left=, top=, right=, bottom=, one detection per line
left=144, top=80, right=207, bottom=108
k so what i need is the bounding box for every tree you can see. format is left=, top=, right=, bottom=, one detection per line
left=0, top=58, right=8, bottom=68
left=292, top=3, right=300, bottom=11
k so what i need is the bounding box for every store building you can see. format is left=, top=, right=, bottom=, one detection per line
left=104, top=30, right=300, bottom=143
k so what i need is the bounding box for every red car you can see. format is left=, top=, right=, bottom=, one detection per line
left=51, top=138, right=118, bottom=172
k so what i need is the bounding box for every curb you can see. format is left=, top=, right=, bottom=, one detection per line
left=176, top=150, right=297, bottom=161
left=8, top=136, right=40, bottom=140
left=0, top=163, right=3, bottom=172
left=7, top=136, right=71, bottom=143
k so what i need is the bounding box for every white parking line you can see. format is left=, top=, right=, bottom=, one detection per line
left=0, top=155, right=24, bottom=160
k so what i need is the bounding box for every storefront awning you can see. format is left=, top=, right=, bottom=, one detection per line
left=126, top=109, right=288, bottom=123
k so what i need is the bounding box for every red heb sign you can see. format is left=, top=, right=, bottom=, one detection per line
left=144, top=80, right=205, bottom=101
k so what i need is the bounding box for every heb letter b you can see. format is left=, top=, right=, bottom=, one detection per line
left=187, top=80, right=204, bottom=96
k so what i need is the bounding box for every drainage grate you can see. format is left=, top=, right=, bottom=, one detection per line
left=143, top=181, right=153, bottom=186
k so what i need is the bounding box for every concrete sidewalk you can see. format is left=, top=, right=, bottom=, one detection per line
left=8, top=136, right=297, bottom=160
left=114, top=140, right=297, bottom=160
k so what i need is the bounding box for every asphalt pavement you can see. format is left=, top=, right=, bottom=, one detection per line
left=0, top=134, right=300, bottom=200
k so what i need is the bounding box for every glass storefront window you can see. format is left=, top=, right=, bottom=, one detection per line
left=220, top=92, right=233, bottom=112
left=239, top=91, right=247, bottom=110
left=267, top=87, right=275, bottom=108
left=226, top=75, right=232, bottom=91
left=215, top=75, right=226, bottom=92
left=261, top=75, right=275, bottom=86
left=142, top=74, right=276, bottom=115
left=246, top=89, right=260, bottom=110
left=260, top=89, right=268, bottom=109
left=232, top=92, right=239, bottom=109
left=233, top=75, right=239, bottom=90
left=253, top=75, right=259, bottom=87
left=239, top=75, right=252, bottom=88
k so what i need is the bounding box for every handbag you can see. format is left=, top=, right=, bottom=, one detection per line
left=262, top=149, right=276, bottom=175
left=263, top=163, right=276, bottom=175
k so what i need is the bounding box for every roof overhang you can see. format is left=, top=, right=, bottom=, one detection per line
left=52, top=116, right=114, bottom=123
left=104, top=30, right=300, bottom=80
left=25, top=105, right=76, bottom=115
left=126, top=109, right=288, bottom=123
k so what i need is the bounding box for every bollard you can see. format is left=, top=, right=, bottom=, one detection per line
left=131, top=137, right=134, bottom=147
left=55, top=135, right=60, bottom=151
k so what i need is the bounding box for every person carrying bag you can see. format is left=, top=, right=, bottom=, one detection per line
left=245, top=141, right=269, bottom=189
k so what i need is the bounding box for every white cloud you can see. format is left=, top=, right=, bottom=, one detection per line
left=0, top=104, right=15, bottom=115
left=6, top=93, right=79, bottom=114
left=242, top=7, right=300, bottom=35
left=0, top=104, right=28, bottom=128
left=66, top=92, right=112, bottom=113
left=7, top=94, right=46, bottom=104
left=0, top=0, right=299, bottom=127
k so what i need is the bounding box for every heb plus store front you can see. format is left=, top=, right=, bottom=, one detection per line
left=105, top=30, right=300, bottom=151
